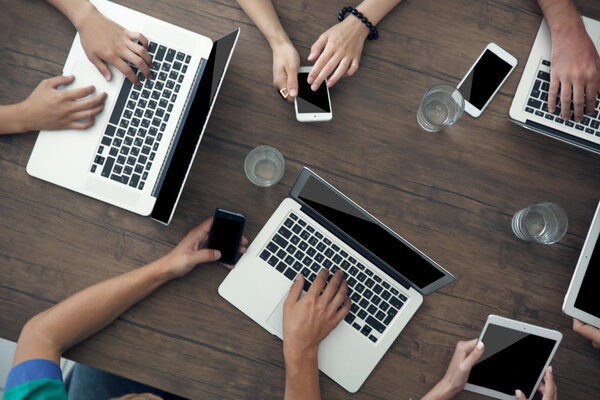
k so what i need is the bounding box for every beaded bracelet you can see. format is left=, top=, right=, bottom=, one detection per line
left=338, top=6, right=379, bottom=40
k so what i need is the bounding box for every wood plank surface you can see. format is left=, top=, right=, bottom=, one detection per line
left=1, top=0, right=600, bottom=398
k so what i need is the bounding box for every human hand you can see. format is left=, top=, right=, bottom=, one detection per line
left=516, top=366, right=557, bottom=400
left=306, top=16, right=369, bottom=91
left=439, top=339, right=485, bottom=396
left=19, top=75, right=107, bottom=132
left=573, top=318, right=600, bottom=349
left=161, top=217, right=249, bottom=279
left=282, top=269, right=351, bottom=362
left=271, top=40, right=299, bottom=102
left=548, top=24, right=600, bottom=121
left=75, top=2, right=152, bottom=85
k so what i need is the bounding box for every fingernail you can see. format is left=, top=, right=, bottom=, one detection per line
left=308, top=52, right=315, bottom=60
left=104, top=74, right=111, bottom=81
left=289, top=89, right=297, bottom=97
left=515, top=389, right=523, bottom=398
left=477, top=340, right=484, bottom=350
left=311, top=83, right=318, bottom=91
left=214, top=250, right=221, bottom=258
left=307, top=76, right=314, bottom=84
left=548, top=366, right=552, bottom=374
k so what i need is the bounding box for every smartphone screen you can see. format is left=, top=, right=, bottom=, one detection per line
left=458, top=49, right=513, bottom=110
left=297, top=72, right=331, bottom=113
left=209, top=211, right=245, bottom=263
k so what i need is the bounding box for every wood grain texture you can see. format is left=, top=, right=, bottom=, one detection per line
left=1, top=0, right=600, bottom=398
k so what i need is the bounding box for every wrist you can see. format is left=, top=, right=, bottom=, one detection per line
left=422, top=378, right=458, bottom=400
left=284, top=344, right=318, bottom=371
left=69, top=1, right=96, bottom=31
left=150, top=256, right=178, bottom=283
left=268, top=34, right=293, bottom=51
left=11, top=102, right=32, bottom=133
left=343, top=13, right=370, bottom=39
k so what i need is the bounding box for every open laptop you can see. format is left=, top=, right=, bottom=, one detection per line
left=26, top=0, right=240, bottom=225
left=563, top=200, right=600, bottom=329
left=219, top=168, right=455, bottom=393
left=509, top=16, right=600, bottom=154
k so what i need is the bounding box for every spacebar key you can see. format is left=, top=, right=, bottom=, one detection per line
left=109, top=78, right=133, bottom=125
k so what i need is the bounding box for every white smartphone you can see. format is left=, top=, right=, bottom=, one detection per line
left=295, top=66, right=332, bottom=122
left=457, top=43, right=517, bottom=117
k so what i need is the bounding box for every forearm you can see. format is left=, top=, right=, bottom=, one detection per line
left=355, top=0, right=402, bottom=25
left=420, top=379, right=456, bottom=400
left=236, top=0, right=291, bottom=47
left=46, top=0, right=95, bottom=30
left=13, top=257, right=174, bottom=366
left=0, top=104, right=28, bottom=134
left=284, top=350, right=321, bottom=400
left=537, top=0, right=583, bottom=38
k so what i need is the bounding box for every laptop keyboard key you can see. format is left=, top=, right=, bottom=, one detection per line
left=283, top=268, right=296, bottom=280
left=366, top=316, right=385, bottom=333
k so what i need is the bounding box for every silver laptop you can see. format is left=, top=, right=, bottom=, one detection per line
left=26, top=0, right=240, bottom=224
left=219, top=168, right=455, bottom=393
left=563, top=200, right=600, bottom=329
left=509, top=16, right=600, bottom=154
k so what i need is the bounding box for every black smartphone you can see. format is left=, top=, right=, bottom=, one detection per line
left=207, top=208, right=246, bottom=264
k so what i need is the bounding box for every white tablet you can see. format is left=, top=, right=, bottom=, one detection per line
left=563, top=201, right=600, bottom=328
left=465, top=315, right=562, bottom=400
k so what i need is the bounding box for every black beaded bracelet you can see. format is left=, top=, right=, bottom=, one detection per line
left=338, top=6, right=379, bottom=40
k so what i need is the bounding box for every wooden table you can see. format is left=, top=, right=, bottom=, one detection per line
left=2, top=0, right=600, bottom=398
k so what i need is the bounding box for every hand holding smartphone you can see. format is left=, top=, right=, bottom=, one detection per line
left=207, top=208, right=246, bottom=265
left=295, top=66, right=333, bottom=122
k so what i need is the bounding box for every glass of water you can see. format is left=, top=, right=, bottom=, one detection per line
left=417, top=84, right=465, bottom=132
left=244, top=145, right=285, bottom=187
left=511, top=202, right=568, bottom=244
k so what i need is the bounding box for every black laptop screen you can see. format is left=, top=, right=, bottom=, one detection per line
left=297, top=176, right=445, bottom=289
left=151, top=29, right=239, bottom=224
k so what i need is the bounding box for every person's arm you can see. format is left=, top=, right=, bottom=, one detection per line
left=236, top=0, right=299, bottom=102
left=0, top=75, right=107, bottom=135
left=537, top=0, right=600, bottom=121
left=573, top=318, right=600, bottom=349
left=420, top=339, right=485, bottom=400
left=282, top=269, right=351, bottom=400
left=47, top=0, right=152, bottom=85
left=306, top=0, right=402, bottom=90
left=12, top=218, right=248, bottom=367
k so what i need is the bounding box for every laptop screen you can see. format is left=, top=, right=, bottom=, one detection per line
left=294, top=171, right=448, bottom=291
left=151, top=29, right=240, bottom=224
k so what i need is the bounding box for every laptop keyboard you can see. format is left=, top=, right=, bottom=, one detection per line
left=89, top=41, right=191, bottom=190
left=525, top=58, right=600, bottom=137
left=259, top=212, right=410, bottom=344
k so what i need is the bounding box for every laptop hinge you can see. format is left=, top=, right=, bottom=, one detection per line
left=524, top=119, right=600, bottom=155
left=299, top=205, right=412, bottom=290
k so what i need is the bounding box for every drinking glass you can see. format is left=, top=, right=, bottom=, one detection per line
left=417, top=84, right=465, bottom=132
left=511, top=202, right=568, bottom=244
left=244, top=145, right=285, bottom=187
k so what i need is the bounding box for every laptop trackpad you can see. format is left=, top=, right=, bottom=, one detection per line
left=266, top=290, right=306, bottom=338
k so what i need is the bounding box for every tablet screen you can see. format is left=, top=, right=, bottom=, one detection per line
left=574, top=235, right=600, bottom=317
left=467, top=324, right=557, bottom=397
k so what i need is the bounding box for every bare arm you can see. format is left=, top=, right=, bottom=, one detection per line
left=12, top=219, right=248, bottom=367
left=537, top=0, right=600, bottom=121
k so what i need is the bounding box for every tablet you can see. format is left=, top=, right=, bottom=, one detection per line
left=563, top=201, right=600, bottom=328
left=465, top=315, right=562, bottom=400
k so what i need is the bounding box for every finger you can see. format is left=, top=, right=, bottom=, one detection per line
left=462, top=340, right=485, bottom=369
left=573, top=318, right=600, bottom=342
left=321, top=269, right=343, bottom=303
left=273, top=65, right=286, bottom=91
left=46, top=75, right=75, bottom=89
left=515, top=389, right=526, bottom=400
left=240, top=236, right=249, bottom=246
left=284, top=275, right=305, bottom=310
left=114, top=58, right=140, bottom=85
left=327, top=57, right=350, bottom=88
left=126, top=50, right=152, bottom=80
left=190, top=248, right=221, bottom=265
left=308, top=48, right=334, bottom=86
left=72, top=92, right=107, bottom=111
left=127, top=40, right=152, bottom=77
left=90, top=55, right=112, bottom=82
left=308, top=34, right=328, bottom=63
left=333, top=297, right=351, bottom=323
left=326, top=278, right=348, bottom=314
left=191, top=217, right=214, bottom=238
left=573, top=82, right=585, bottom=121
left=560, top=81, right=573, bottom=120
left=307, top=268, right=329, bottom=297
left=68, top=119, right=95, bottom=130
left=344, top=59, right=359, bottom=77
left=71, top=104, right=104, bottom=121
left=548, top=73, right=560, bottom=113
left=239, top=246, right=247, bottom=254
left=63, top=85, right=96, bottom=101
left=585, top=82, right=597, bottom=115
left=286, top=65, right=299, bottom=101
left=127, top=30, right=149, bottom=49
left=312, top=55, right=341, bottom=91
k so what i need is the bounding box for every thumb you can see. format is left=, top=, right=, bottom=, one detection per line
left=284, top=275, right=304, bottom=309
left=463, top=340, right=485, bottom=369
left=515, top=389, right=526, bottom=400
left=47, top=75, right=75, bottom=89
left=190, top=248, right=221, bottom=264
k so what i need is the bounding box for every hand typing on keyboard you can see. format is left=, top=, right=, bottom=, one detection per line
left=282, top=269, right=350, bottom=400
left=60, top=0, right=153, bottom=86
left=538, top=0, right=600, bottom=121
